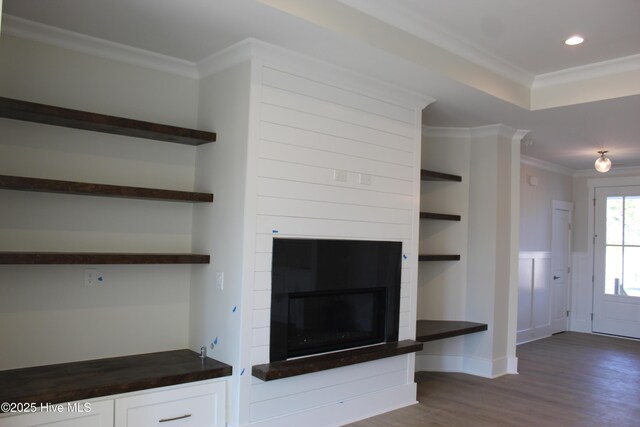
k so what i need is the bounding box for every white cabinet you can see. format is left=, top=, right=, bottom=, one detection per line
left=115, top=382, right=225, bottom=427
left=0, top=400, right=113, bottom=427
left=0, top=381, right=225, bottom=427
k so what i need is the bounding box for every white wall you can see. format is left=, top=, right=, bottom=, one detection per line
left=0, top=35, right=200, bottom=369
left=520, top=161, right=572, bottom=251
left=189, top=60, right=252, bottom=423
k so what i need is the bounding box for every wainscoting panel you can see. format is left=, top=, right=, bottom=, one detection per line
left=517, top=252, right=552, bottom=344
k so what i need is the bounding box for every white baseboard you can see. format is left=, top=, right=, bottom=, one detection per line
left=416, top=355, right=511, bottom=378
left=243, top=383, right=417, bottom=427
left=570, top=319, right=591, bottom=333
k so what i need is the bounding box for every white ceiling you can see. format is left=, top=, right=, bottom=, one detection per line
left=2, top=0, right=640, bottom=172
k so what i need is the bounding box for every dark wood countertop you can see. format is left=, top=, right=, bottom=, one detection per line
left=0, top=349, right=231, bottom=409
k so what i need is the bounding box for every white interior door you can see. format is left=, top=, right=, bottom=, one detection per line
left=551, top=201, right=572, bottom=334
left=593, top=186, right=640, bottom=339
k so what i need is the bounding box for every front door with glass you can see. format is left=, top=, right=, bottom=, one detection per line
left=593, top=186, right=640, bottom=339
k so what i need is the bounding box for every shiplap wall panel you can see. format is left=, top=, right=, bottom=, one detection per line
left=261, top=67, right=414, bottom=124
left=257, top=178, right=413, bottom=209
left=251, top=369, right=407, bottom=420
left=261, top=105, right=412, bottom=152
left=255, top=216, right=412, bottom=240
left=258, top=159, right=413, bottom=196
left=248, top=65, right=420, bottom=422
left=262, top=87, right=414, bottom=138
left=257, top=197, right=412, bottom=224
left=250, top=356, right=407, bottom=400
left=261, top=122, right=414, bottom=166
left=259, top=140, right=413, bottom=180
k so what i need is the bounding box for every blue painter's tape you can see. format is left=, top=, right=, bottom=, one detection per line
left=403, top=254, right=408, bottom=260
left=241, top=368, right=245, bottom=376
left=272, top=229, right=279, bottom=234
left=214, top=337, right=218, bottom=345
left=232, top=306, right=237, bottom=313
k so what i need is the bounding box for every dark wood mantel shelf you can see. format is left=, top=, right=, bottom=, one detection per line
left=0, top=97, right=216, bottom=146
left=252, top=340, right=423, bottom=381
left=0, top=175, right=213, bottom=203
left=0, top=252, right=210, bottom=265
left=416, top=320, right=488, bottom=342
left=0, top=350, right=232, bottom=408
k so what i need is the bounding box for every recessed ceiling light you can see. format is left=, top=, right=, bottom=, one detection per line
left=565, top=35, right=584, bottom=46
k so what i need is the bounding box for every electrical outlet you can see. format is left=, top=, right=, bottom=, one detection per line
left=84, top=268, right=97, bottom=288
left=359, top=173, right=372, bottom=185
left=84, top=269, right=104, bottom=288
left=332, top=169, right=348, bottom=182
left=216, top=272, right=224, bottom=290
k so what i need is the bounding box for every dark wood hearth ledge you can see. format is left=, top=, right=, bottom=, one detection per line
left=0, top=349, right=231, bottom=409
left=252, top=340, right=423, bottom=381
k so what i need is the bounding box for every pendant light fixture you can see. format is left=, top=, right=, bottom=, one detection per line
left=594, top=150, right=612, bottom=173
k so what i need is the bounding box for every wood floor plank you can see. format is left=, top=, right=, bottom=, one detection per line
left=348, top=332, right=640, bottom=427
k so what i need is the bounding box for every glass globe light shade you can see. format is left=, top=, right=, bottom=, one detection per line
left=595, top=153, right=611, bottom=173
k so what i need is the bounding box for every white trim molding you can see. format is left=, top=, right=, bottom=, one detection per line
left=1, top=15, right=199, bottom=79
left=533, top=54, right=640, bottom=90
left=521, top=155, right=574, bottom=176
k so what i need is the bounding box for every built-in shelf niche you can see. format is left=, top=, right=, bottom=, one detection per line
left=0, top=97, right=217, bottom=265
left=419, top=168, right=462, bottom=261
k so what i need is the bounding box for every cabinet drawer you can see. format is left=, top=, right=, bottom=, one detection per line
left=115, top=381, right=225, bottom=427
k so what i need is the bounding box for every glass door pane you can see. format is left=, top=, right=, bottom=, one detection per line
left=605, top=195, right=640, bottom=297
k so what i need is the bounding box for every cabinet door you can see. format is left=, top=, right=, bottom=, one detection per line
left=115, top=381, right=225, bottom=427
left=0, top=400, right=113, bottom=427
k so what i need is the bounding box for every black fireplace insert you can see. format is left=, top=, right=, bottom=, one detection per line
left=270, top=238, right=402, bottom=362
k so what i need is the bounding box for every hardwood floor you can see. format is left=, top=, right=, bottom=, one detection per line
left=348, top=332, right=640, bottom=426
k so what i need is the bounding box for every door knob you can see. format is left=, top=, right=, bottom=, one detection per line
left=553, top=275, right=560, bottom=280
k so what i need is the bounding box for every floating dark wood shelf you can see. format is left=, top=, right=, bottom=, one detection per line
left=0, top=97, right=216, bottom=146
left=416, top=320, right=488, bottom=342
left=0, top=252, right=210, bottom=265
left=420, top=211, right=461, bottom=221
left=0, top=175, right=213, bottom=203
left=421, top=169, right=462, bottom=182
left=418, top=254, right=461, bottom=261
left=252, top=340, right=423, bottom=381
left=0, top=349, right=232, bottom=408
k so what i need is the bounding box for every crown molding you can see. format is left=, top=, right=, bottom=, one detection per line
left=532, top=53, right=640, bottom=90
left=470, top=124, right=520, bottom=140
left=573, top=165, right=640, bottom=178
left=1, top=15, right=199, bottom=79
left=520, top=155, right=574, bottom=176
left=197, top=38, right=254, bottom=78
left=201, top=37, right=435, bottom=109
left=337, top=0, right=534, bottom=88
